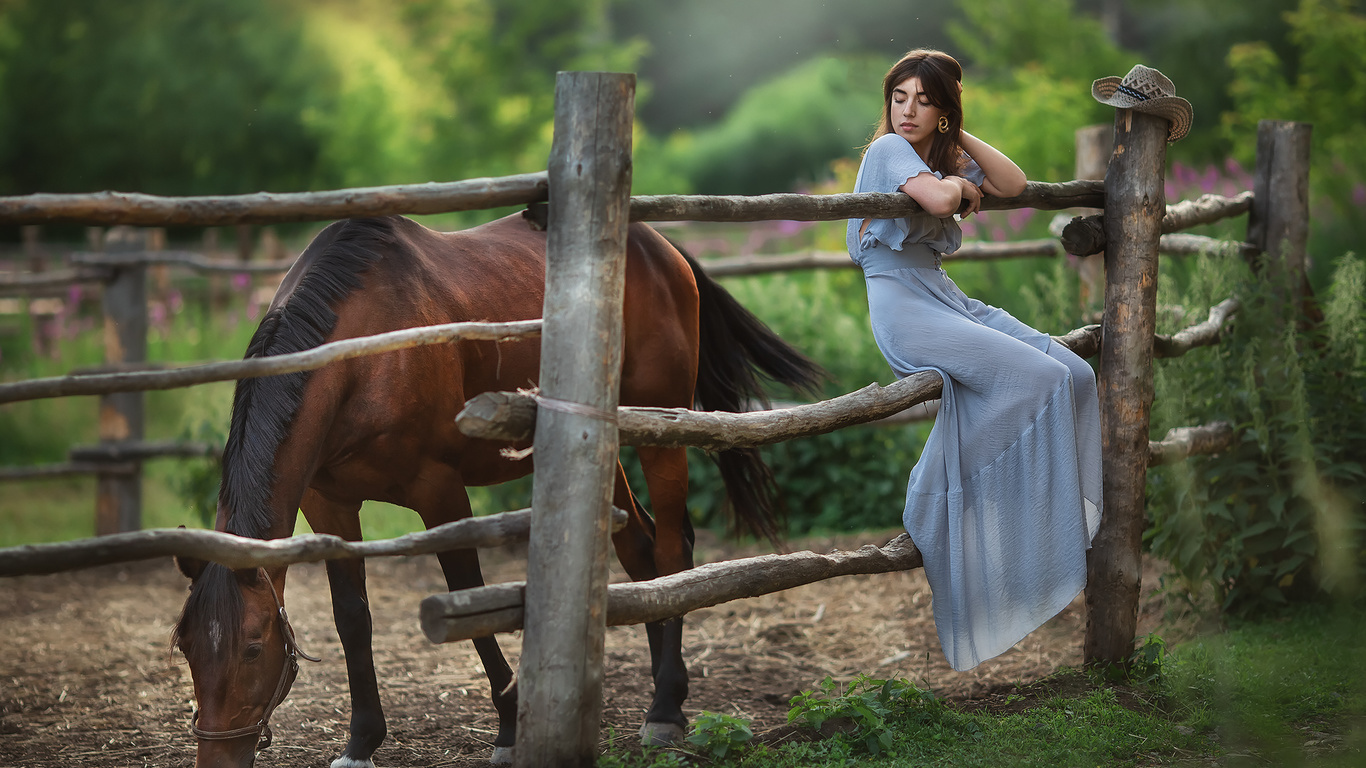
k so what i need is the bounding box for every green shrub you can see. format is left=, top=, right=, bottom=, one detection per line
left=788, top=675, right=944, bottom=757
left=685, top=710, right=754, bottom=760
left=660, top=55, right=885, bottom=195
left=1148, top=252, right=1366, bottom=614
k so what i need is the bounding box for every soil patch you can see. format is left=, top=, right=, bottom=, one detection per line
left=0, top=529, right=1172, bottom=767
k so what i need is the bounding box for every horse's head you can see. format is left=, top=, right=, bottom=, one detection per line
left=173, top=559, right=317, bottom=768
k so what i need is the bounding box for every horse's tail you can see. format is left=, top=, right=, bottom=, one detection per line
left=680, top=247, right=826, bottom=546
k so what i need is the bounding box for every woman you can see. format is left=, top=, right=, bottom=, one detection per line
left=847, top=49, right=1102, bottom=671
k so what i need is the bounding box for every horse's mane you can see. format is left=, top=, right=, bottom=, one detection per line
left=220, top=216, right=399, bottom=538
left=175, top=217, right=399, bottom=655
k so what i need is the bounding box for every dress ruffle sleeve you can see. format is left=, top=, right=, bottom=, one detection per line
left=856, top=135, right=940, bottom=253
left=846, top=135, right=965, bottom=262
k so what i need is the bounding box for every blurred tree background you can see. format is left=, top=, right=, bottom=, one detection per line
left=1, top=0, right=1359, bottom=250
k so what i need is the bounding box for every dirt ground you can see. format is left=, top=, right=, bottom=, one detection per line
left=0, top=529, right=1172, bottom=767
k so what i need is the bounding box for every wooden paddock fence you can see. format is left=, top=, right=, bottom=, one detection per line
left=0, top=65, right=1313, bottom=767
left=0, top=131, right=1252, bottom=528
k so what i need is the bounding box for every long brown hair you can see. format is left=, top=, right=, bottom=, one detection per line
left=867, top=49, right=964, bottom=176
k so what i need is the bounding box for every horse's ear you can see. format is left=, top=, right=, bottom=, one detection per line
left=174, top=526, right=206, bottom=581
left=175, top=554, right=205, bottom=581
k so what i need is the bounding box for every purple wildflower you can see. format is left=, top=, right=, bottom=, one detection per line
left=1007, top=207, right=1035, bottom=232
left=1200, top=165, right=1218, bottom=194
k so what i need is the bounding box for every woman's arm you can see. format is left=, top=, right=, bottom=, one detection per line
left=959, top=130, right=1027, bottom=198
left=899, top=172, right=963, bottom=218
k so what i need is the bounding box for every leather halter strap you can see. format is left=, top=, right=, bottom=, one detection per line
left=189, top=568, right=319, bottom=751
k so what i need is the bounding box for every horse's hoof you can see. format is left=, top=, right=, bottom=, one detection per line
left=331, top=757, right=376, bottom=768
left=489, top=745, right=514, bottom=765
left=638, top=721, right=686, bottom=747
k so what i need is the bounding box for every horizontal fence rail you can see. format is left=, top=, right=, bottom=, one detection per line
left=0, top=266, right=114, bottom=293
left=1148, top=422, right=1236, bottom=466
left=68, top=440, right=222, bottom=463
left=457, top=323, right=1104, bottom=451
left=0, top=319, right=542, bottom=405
left=0, top=462, right=138, bottom=480
left=1156, top=234, right=1258, bottom=258
left=1, top=233, right=1256, bottom=297
left=1153, top=298, right=1239, bottom=357
left=1163, top=191, right=1256, bottom=232
left=455, top=301, right=1241, bottom=450
left=700, top=235, right=1255, bottom=279
left=0, top=173, right=550, bottom=226
left=0, top=507, right=629, bottom=577
left=460, top=374, right=952, bottom=451
left=1, top=179, right=1103, bottom=229
left=629, top=180, right=1104, bottom=222
left=71, top=250, right=296, bottom=274
left=420, top=533, right=924, bottom=643
left=0, top=443, right=218, bottom=482
left=1062, top=191, right=1255, bottom=256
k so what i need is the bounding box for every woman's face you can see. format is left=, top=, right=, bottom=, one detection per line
left=889, top=76, right=943, bottom=151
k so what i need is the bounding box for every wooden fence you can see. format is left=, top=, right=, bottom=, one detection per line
left=0, top=152, right=1249, bottom=530
left=0, top=67, right=1311, bottom=767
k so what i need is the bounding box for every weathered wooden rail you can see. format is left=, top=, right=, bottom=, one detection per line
left=421, top=534, right=924, bottom=643
left=0, top=507, right=629, bottom=578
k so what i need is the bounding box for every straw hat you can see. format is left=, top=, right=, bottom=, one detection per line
left=1091, top=65, right=1193, bottom=142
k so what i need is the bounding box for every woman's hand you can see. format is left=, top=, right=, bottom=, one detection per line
left=952, top=176, right=982, bottom=217
left=958, top=130, right=1027, bottom=198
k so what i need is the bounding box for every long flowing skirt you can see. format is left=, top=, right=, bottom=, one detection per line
left=863, top=246, right=1102, bottom=671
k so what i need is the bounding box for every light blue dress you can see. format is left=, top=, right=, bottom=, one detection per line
left=848, top=133, right=1103, bottom=671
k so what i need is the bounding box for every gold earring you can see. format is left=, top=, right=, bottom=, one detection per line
left=938, top=115, right=950, bottom=134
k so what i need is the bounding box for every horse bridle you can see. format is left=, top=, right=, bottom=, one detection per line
left=189, top=567, right=320, bottom=751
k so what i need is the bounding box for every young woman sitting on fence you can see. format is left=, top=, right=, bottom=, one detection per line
left=847, top=49, right=1103, bottom=671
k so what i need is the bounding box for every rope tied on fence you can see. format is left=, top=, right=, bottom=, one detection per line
left=534, top=394, right=620, bottom=424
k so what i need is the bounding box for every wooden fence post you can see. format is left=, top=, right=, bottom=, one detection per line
left=95, top=227, right=147, bottom=535
left=1247, top=120, right=1313, bottom=310
left=1084, top=109, right=1169, bottom=666
left=514, top=71, right=635, bottom=768
left=1075, top=124, right=1111, bottom=313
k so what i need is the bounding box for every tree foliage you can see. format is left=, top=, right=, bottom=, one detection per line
left=1221, top=0, right=1366, bottom=259
left=1149, top=253, right=1366, bottom=614
left=659, top=55, right=886, bottom=195
left=0, top=0, right=645, bottom=196
left=0, top=0, right=323, bottom=195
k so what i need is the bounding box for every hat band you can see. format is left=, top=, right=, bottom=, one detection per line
left=1116, top=84, right=1150, bottom=101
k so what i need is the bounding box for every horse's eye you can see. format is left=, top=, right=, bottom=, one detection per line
left=243, top=643, right=264, bottom=662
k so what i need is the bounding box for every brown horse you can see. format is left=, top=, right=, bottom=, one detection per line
left=171, top=213, right=821, bottom=768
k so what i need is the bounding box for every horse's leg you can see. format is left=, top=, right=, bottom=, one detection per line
left=302, top=489, right=386, bottom=768
left=411, top=479, right=518, bottom=766
left=628, top=445, right=694, bottom=745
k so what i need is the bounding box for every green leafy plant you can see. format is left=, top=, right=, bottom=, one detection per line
left=1128, top=633, right=1168, bottom=688
left=170, top=419, right=226, bottom=528
left=685, top=710, right=754, bottom=760
left=787, top=675, right=939, bottom=757
left=1148, top=252, right=1366, bottom=615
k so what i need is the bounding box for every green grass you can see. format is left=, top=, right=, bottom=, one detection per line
left=600, top=602, right=1366, bottom=767
left=0, top=463, right=208, bottom=545
left=1167, top=604, right=1366, bottom=766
